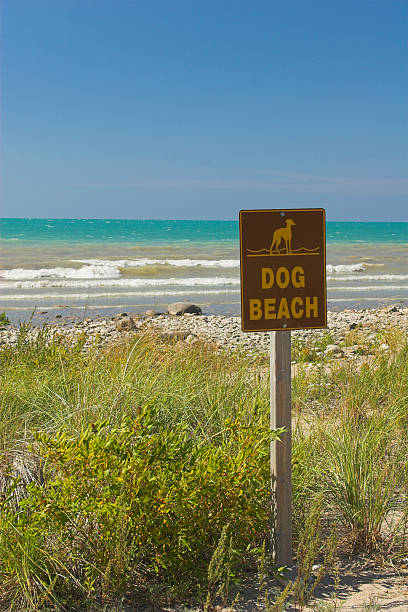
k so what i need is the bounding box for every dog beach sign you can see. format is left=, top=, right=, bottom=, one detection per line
left=239, top=208, right=327, bottom=332
left=240, top=208, right=327, bottom=566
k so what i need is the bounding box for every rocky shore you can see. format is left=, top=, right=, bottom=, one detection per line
left=1, top=304, right=407, bottom=362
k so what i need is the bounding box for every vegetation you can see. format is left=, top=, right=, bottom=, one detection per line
left=0, top=312, right=11, bottom=329
left=0, top=323, right=407, bottom=610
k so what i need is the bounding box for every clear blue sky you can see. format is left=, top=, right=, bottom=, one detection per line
left=2, top=0, right=407, bottom=221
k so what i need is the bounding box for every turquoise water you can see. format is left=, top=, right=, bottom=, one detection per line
left=1, top=218, right=407, bottom=245
left=1, top=218, right=407, bottom=323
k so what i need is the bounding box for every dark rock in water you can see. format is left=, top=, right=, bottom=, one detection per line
left=55, top=314, right=62, bottom=318
left=167, top=302, right=202, bottom=316
left=115, top=317, right=137, bottom=332
left=144, top=310, right=163, bottom=318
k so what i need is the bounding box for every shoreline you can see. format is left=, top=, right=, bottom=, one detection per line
left=1, top=304, right=408, bottom=360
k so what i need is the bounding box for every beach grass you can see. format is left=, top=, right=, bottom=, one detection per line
left=0, top=324, right=407, bottom=610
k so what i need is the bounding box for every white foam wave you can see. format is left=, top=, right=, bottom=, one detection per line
left=326, top=263, right=368, bottom=273
left=328, top=297, right=406, bottom=303
left=0, top=289, right=240, bottom=301
left=328, top=285, right=408, bottom=292
left=72, top=258, right=240, bottom=269
left=0, top=265, right=121, bottom=280
left=0, top=276, right=240, bottom=290
left=328, top=274, right=408, bottom=282
left=1, top=260, right=383, bottom=283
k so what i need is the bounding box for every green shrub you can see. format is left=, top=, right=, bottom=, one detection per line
left=292, top=331, right=335, bottom=363
left=0, top=409, right=280, bottom=610
left=0, top=312, right=10, bottom=328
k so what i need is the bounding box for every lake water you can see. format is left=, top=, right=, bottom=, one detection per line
left=1, top=218, right=407, bottom=324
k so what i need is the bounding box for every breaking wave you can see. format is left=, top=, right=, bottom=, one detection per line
left=328, top=285, right=408, bottom=292
left=326, top=263, right=368, bottom=273
left=0, top=265, right=121, bottom=280
left=1, top=289, right=240, bottom=301
left=0, top=277, right=241, bottom=290
left=1, top=260, right=384, bottom=282
left=327, top=274, right=408, bottom=282
left=72, top=258, right=240, bottom=269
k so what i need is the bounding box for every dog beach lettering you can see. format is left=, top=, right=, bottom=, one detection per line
left=239, top=209, right=327, bottom=332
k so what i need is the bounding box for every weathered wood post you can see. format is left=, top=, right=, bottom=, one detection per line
left=270, top=330, right=292, bottom=566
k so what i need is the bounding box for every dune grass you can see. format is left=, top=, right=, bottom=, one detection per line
left=0, top=324, right=407, bottom=610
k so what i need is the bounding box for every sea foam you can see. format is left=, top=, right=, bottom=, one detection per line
left=329, top=285, right=408, bottom=292
left=1, top=289, right=239, bottom=301
left=327, top=274, right=408, bottom=282
left=72, top=258, right=240, bottom=268
left=0, top=265, right=121, bottom=280
left=0, top=261, right=386, bottom=284
left=326, top=263, right=368, bottom=273
left=0, top=276, right=241, bottom=290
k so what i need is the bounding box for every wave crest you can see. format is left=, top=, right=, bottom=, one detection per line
left=0, top=265, right=121, bottom=281
left=0, top=276, right=241, bottom=290
left=72, top=258, right=240, bottom=269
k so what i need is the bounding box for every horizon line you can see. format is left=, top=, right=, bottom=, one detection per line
left=1, top=217, right=407, bottom=223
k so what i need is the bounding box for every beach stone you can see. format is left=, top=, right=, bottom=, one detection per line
left=324, top=344, right=344, bottom=356
left=112, top=313, right=127, bottom=321
left=144, top=310, right=163, bottom=318
left=115, top=316, right=137, bottom=332
left=167, top=302, right=202, bottom=316
left=2, top=307, right=408, bottom=359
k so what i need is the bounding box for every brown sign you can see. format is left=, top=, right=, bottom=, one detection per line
left=240, top=208, right=327, bottom=332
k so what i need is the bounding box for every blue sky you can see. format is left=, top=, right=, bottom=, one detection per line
left=2, top=0, right=407, bottom=221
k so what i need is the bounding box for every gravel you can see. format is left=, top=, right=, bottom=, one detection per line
left=1, top=305, right=407, bottom=359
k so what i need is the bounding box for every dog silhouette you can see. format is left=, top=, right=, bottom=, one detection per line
left=270, top=219, right=296, bottom=255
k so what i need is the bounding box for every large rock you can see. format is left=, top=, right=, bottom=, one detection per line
left=167, top=302, right=202, bottom=316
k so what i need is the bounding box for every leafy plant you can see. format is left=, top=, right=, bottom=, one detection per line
left=292, top=332, right=335, bottom=363
left=204, top=524, right=236, bottom=611
left=0, top=411, right=280, bottom=609
left=0, top=311, right=11, bottom=328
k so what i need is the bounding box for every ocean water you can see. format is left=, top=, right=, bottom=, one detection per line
left=1, top=218, right=407, bottom=324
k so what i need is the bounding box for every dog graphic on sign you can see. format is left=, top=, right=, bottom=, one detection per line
left=246, top=218, right=319, bottom=257
left=270, top=218, right=296, bottom=255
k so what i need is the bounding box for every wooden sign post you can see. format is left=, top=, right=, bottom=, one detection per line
left=239, top=208, right=327, bottom=567
left=270, top=330, right=292, bottom=565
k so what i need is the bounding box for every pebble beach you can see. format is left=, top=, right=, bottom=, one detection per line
left=2, top=304, right=407, bottom=362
